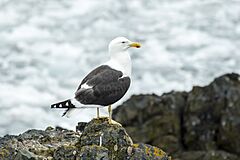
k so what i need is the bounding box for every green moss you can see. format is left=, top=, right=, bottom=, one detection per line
left=152, top=146, right=165, bottom=157
left=29, top=147, right=55, bottom=157
left=132, top=144, right=139, bottom=148
left=0, top=148, right=10, bottom=158
left=131, top=144, right=171, bottom=160
left=92, top=117, right=110, bottom=124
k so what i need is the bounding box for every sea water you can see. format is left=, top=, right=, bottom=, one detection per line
left=0, top=0, right=239, bottom=135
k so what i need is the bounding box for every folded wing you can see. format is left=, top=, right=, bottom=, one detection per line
left=75, top=65, right=130, bottom=106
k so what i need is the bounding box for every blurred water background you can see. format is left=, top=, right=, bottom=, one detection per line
left=0, top=0, right=240, bottom=136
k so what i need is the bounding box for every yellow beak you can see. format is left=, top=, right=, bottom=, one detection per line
left=129, top=42, right=141, bottom=48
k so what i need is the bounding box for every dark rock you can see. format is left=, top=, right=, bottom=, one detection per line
left=113, top=73, right=240, bottom=159
left=53, top=145, right=78, bottom=160
left=184, top=73, right=240, bottom=154
left=15, top=149, right=37, bottom=160
left=0, top=127, right=80, bottom=160
left=18, top=129, right=47, bottom=141
left=113, top=92, right=187, bottom=154
left=76, top=122, right=87, bottom=132
left=79, top=145, right=109, bottom=160
left=217, top=74, right=240, bottom=155
left=175, top=150, right=239, bottom=160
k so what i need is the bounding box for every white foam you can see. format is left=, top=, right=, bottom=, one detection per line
left=0, top=0, right=240, bottom=136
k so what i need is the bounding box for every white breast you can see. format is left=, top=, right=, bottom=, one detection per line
left=104, top=51, right=132, bottom=77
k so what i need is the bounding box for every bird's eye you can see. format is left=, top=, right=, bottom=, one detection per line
left=121, top=41, right=126, bottom=44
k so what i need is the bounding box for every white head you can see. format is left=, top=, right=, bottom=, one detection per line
left=106, top=37, right=141, bottom=77
left=108, top=37, right=141, bottom=54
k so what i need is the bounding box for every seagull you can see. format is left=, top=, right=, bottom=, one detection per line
left=51, top=37, right=141, bottom=123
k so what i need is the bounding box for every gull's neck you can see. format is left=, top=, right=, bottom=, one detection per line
left=105, top=50, right=132, bottom=77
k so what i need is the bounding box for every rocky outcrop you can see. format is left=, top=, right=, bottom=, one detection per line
left=113, top=73, right=240, bottom=159
left=0, top=118, right=171, bottom=160
left=1, top=73, right=239, bottom=160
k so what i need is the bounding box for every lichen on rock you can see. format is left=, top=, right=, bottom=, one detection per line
left=79, top=145, right=109, bottom=160
left=0, top=117, right=170, bottom=160
left=78, top=117, right=170, bottom=159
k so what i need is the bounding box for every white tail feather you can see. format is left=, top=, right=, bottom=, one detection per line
left=61, top=99, right=105, bottom=118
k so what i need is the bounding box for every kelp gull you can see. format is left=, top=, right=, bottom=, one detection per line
left=51, top=37, right=141, bottom=123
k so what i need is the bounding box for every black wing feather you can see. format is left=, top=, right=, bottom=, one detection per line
left=75, top=65, right=130, bottom=106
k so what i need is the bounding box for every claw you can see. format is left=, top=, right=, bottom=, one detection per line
left=108, top=118, right=122, bottom=126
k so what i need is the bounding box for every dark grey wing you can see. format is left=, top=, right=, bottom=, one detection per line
left=91, top=76, right=130, bottom=105
left=75, top=65, right=130, bottom=106
left=77, top=65, right=110, bottom=90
